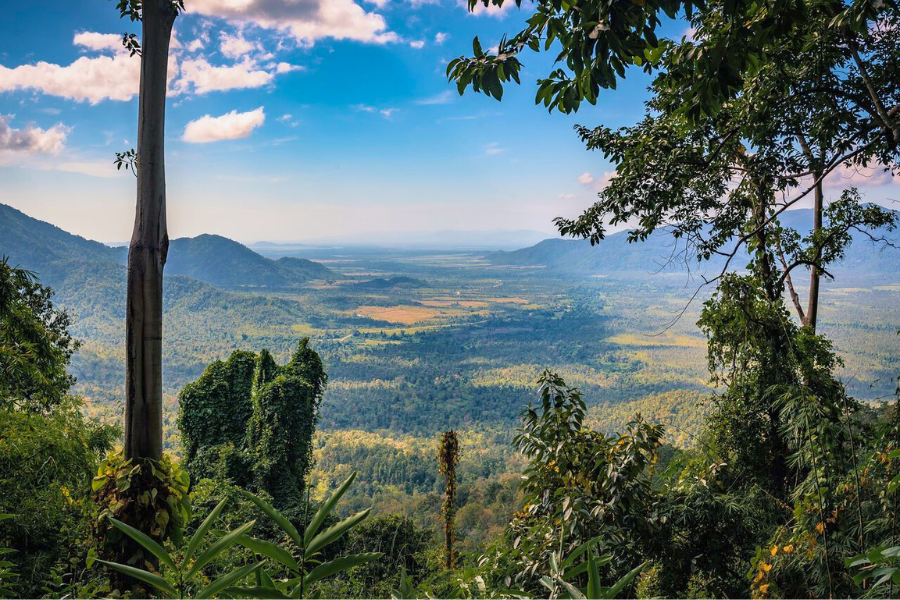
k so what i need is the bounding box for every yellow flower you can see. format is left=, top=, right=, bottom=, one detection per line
left=753, top=572, right=764, bottom=583
left=782, top=545, right=794, bottom=554
left=761, top=563, right=772, bottom=573
left=759, top=583, right=770, bottom=595
left=770, top=545, right=778, bottom=557
left=815, top=522, right=825, bottom=534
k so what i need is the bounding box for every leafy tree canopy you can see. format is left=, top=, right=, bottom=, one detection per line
left=0, top=258, right=79, bottom=412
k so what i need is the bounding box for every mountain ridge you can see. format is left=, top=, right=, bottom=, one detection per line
left=487, top=208, right=900, bottom=278
left=0, top=204, right=334, bottom=289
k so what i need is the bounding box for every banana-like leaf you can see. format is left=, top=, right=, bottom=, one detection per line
left=196, top=561, right=264, bottom=599
left=95, top=559, right=177, bottom=597
left=603, top=561, right=646, bottom=599
left=586, top=550, right=602, bottom=599
left=258, top=567, right=278, bottom=589
left=235, top=535, right=299, bottom=572
left=391, top=566, right=415, bottom=600
left=185, top=498, right=228, bottom=564
left=305, top=509, right=370, bottom=558
left=304, top=472, right=357, bottom=547
left=302, top=552, right=382, bottom=587
left=107, top=517, right=176, bottom=572
left=240, top=490, right=303, bottom=548
left=561, top=538, right=605, bottom=569
left=185, top=520, right=256, bottom=581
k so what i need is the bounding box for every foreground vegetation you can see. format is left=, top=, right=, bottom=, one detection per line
left=2, top=253, right=900, bottom=598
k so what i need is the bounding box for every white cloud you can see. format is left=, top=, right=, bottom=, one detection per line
left=353, top=104, right=397, bottom=119
left=275, top=62, right=303, bottom=73
left=365, top=0, right=389, bottom=6
left=434, top=32, right=449, bottom=44
left=416, top=90, right=454, bottom=105
left=577, top=172, right=594, bottom=185
left=187, top=0, right=398, bottom=46
left=461, top=0, right=516, bottom=17
left=73, top=31, right=122, bottom=52
left=187, top=38, right=206, bottom=52
left=0, top=52, right=141, bottom=104
left=220, top=31, right=261, bottom=58
left=175, top=57, right=274, bottom=94
left=485, top=142, right=504, bottom=155
left=558, top=193, right=576, bottom=199
left=183, top=107, right=266, bottom=143
left=278, top=113, right=293, bottom=121
left=0, top=115, right=68, bottom=160
left=409, top=40, right=425, bottom=49
left=823, top=163, right=899, bottom=189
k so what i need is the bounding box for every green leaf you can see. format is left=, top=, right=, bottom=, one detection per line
left=561, top=537, right=602, bottom=569
left=560, top=579, right=586, bottom=599
left=95, top=559, right=177, bottom=597
left=196, top=561, right=264, bottom=599
left=107, top=517, right=176, bottom=572
left=185, top=520, right=256, bottom=581
left=586, top=550, right=602, bottom=599
left=604, top=561, right=646, bottom=599
left=306, top=508, right=371, bottom=558
left=303, top=552, right=383, bottom=587
left=184, top=498, right=227, bottom=564
left=304, top=472, right=357, bottom=547
left=241, top=490, right=304, bottom=548
left=235, top=535, right=299, bottom=572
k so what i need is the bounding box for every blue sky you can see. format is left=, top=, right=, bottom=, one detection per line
left=1, top=0, right=895, bottom=243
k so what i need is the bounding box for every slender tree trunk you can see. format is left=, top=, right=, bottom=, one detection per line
left=125, top=0, right=174, bottom=461
left=804, top=177, right=823, bottom=332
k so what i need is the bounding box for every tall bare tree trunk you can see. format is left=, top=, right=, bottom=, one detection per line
left=125, top=0, right=174, bottom=461
left=804, top=177, right=824, bottom=332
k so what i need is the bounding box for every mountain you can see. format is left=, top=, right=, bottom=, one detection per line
left=0, top=203, right=124, bottom=285
left=166, top=235, right=334, bottom=287
left=0, top=204, right=334, bottom=289
left=488, top=208, right=900, bottom=278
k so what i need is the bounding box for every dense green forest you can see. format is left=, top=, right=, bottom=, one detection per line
left=2, top=0, right=900, bottom=596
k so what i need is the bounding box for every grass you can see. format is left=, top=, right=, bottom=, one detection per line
left=354, top=304, right=474, bottom=324
left=606, top=332, right=707, bottom=348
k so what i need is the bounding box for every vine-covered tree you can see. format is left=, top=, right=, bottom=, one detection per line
left=438, top=430, right=460, bottom=569
left=178, top=338, right=327, bottom=507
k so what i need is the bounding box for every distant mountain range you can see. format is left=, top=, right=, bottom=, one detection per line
left=287, top=229, right=557, bottom=251
left=0, top=204, right=334, bottom=289
left=487, top=208, right=900, bottom=278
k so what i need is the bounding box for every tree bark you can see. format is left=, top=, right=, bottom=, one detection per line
left=804, top=177, right=823, bottom=332
left=124, top=0, right=174, bottom=462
